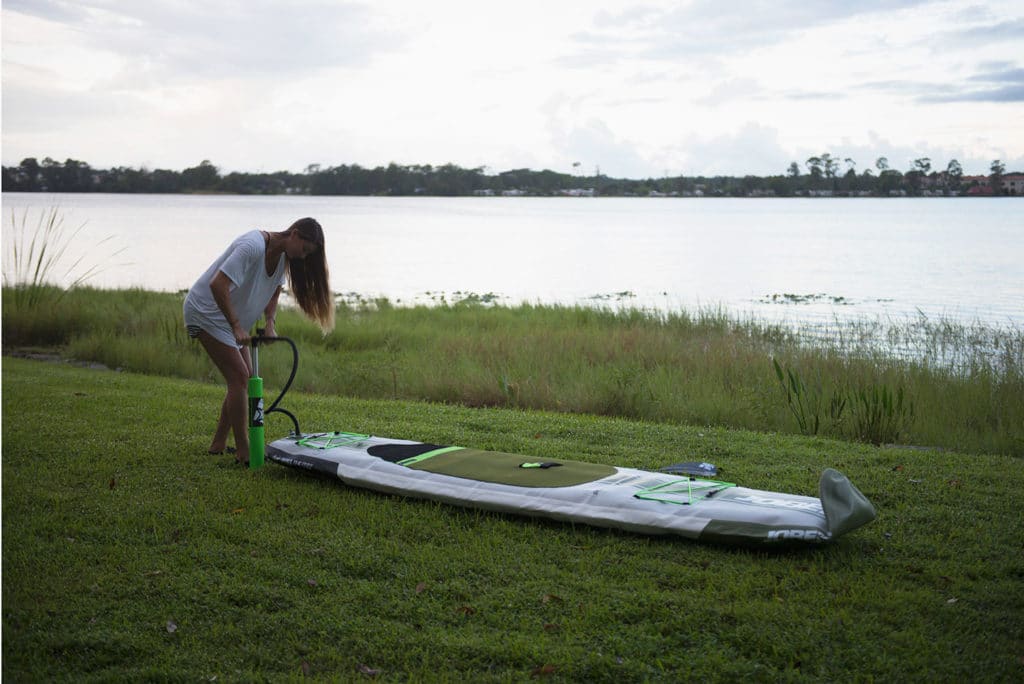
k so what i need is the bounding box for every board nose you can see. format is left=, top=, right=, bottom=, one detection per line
left=819, top=468, right=877, bottom=537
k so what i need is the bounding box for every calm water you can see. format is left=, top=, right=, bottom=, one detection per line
left=2, top=192, right=1022, bottom=328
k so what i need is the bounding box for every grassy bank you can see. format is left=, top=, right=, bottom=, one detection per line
left=3, top=359, right=1023, bottom=681
left=3, top=286, right=1023, bottom=456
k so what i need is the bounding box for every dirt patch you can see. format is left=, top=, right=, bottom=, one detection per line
left=4, top=348, right=114, bottom=371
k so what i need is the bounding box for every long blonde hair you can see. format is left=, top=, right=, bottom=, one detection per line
left=285, top=217, right=335, bottom=333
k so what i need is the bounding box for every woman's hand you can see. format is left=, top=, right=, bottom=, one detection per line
left=232, top=322, right=250, bottom=346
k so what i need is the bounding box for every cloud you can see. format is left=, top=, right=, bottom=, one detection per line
left=853, top=61, right=1024, bottom=104
left=3, top=0, right=1023, bottom=176
left=922, top=64, right=1024, bottom=103
left=942, top=17, right=1024, bottom=44
left=3, top=0, right=91, bottom=24
left=925, top=86, right=1024, bottom=103
left=800, top=130, right=1023, bottom=177
left=970, top=66, right=1024, bottom=83
left=959, top=64, right=1024, bottom=102
left=567, top=0, right=934, bottom=64
left=560, top=118, right=654, bottom=179
left=782, top=90, right=847, bottom=102
left=1, top=72, right=125, bottom=134
left=696, top=78, right=765, bottom=106
left=541, top=91, right=652, bottom=178
left=664, top=122, right=792, bottom=177
left=4, top=0, right=407, bottom=82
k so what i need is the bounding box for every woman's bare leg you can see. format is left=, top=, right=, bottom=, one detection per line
left=198, top=331, right=253, bottom=462
left=210, top=394, right=232, bottom=453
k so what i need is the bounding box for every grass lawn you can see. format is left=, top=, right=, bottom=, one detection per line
left=3, top=358, right=1022, bottom=681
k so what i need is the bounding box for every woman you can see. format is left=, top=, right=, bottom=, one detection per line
left=184, top=217, right=334, bottom=463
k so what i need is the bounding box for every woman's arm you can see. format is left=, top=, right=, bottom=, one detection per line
left=209, top=270, right=249, bottom=345
left=263, top=286, right=282, bottom=337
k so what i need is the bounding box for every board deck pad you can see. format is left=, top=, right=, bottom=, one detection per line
left=267, top=431, right=876, bottom=547
left=401, top=448, right=618, bottom=487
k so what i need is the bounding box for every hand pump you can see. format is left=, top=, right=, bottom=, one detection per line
left=248, top=330, right=266, bottom=469
left=248, top=330, right=301, bottom=470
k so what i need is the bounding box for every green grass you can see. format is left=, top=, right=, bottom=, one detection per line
left=3, top=359, right=1023, bottom=681
left=3, top=286, right=1023, bottom=456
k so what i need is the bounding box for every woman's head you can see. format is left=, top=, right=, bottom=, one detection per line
left=287, top=217, right=325, bottom=258
left=285, top=217, right=335, bottom=333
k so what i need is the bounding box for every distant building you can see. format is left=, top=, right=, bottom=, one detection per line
left=962, top=175, right=993, bottom=196
left=1002, top=174, right=1024, bottom=195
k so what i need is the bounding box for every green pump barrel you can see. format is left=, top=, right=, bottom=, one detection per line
left=248, top=376, right=265, bottom=469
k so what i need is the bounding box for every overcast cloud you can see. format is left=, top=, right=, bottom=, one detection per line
left=2, top=0, right=1022, bottom=177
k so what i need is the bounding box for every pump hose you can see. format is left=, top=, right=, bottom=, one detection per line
left=251, top=334, right=301, bottom=436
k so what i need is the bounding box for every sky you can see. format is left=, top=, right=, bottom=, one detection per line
left=2, top=0, right=1023, bottom=179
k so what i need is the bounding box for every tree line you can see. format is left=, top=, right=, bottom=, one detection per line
left=1, top=155, right=1016, bottom=197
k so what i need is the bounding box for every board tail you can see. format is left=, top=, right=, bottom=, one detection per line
left=819, top=468, right=876, bottom=538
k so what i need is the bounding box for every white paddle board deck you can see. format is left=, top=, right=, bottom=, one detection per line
left=266, top=431, right=876, bottom=546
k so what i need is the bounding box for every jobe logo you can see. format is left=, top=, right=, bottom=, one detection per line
left=250, top=398, right=264, bottom=426
left=767, top=529, right=831, bottom=542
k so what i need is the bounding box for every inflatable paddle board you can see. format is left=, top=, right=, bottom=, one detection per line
left=266, top=431, right=876, bottom=547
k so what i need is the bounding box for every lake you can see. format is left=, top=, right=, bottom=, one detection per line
left=2, top=192, right=1022, bottom=328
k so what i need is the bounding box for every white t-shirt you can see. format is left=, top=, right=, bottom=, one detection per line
left=183, top=230, right=286, bottom=348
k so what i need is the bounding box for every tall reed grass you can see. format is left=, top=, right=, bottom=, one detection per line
left=2, top=206, right=127, bottom=309
left=4, top=285, right=1021, bottom=456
